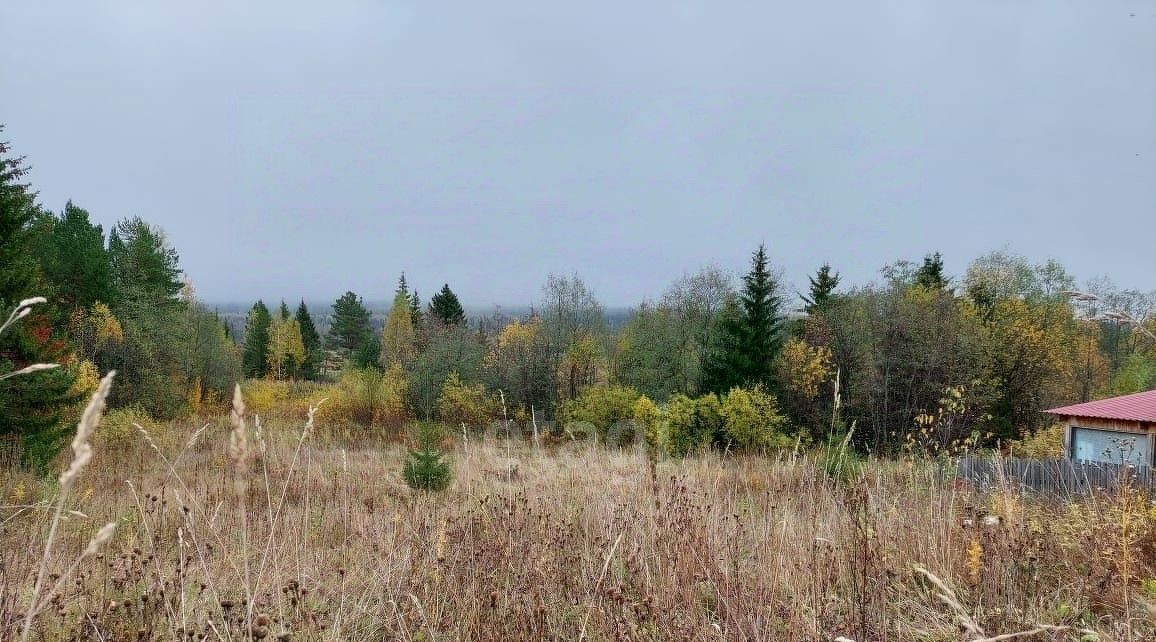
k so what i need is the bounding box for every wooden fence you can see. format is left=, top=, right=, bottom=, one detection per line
left=956, top=457, right=1155, bottom=495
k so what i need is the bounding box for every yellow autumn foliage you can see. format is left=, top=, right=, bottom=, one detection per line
left=777, top=337, right=834, bottom=401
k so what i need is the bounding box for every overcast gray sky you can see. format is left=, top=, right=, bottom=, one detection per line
left=2, top=1, right=1153, bottom=307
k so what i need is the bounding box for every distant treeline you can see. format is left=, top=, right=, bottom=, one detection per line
left=2, top=128, right=1154, bottom=465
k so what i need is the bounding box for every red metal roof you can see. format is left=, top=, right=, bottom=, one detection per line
left=1046, top=389, right=1156, bottom=423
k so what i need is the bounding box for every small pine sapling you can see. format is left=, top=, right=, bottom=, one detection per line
left=403, top=423, right=452, bottom=492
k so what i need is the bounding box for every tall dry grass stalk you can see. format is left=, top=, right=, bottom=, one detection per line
left=18, top=371, right=117, bottom=642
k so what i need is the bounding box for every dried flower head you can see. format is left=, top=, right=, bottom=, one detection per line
left=60, top=372, right=115, bottom=487
left=228, top=384, right=251, bottom=468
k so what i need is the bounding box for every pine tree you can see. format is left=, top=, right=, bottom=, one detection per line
left=702, top=244, right=785, bottom=393
left=429, top=283, right=466, bottom=325
left=402, top=423, right=452, bottom=491
left=0, top=129, right=77, bottom=467
left=37, top=201, right=112, bottom=312
left=108, top=217, right=183, bottom=309
left=278, top=300, right=290, bottom=321
left=328, top=291, right=372, bottom=355
left=915, top=252, right=949, bottom=291
left=295, top=300, right=322, bottom=379
left=241, top=300, right=272, bottom=378
left=801, top=263, right=841, bottom=314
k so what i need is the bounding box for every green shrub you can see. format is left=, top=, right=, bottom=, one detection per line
left=402, top=423, right=452, bottom=492
left=719, top=386, right=793, bottom=453
left=632, top=395, right=661, bottom=449
left=1008, top=423, right=1064, bottom=458
left=97, top=406, right=160, bottom=450
left=661, top=393, right=722, bottom=457
left=436, top=372, right=499, bottom=428
left=318, top=365, right=408, bottom=430
left=557, top=384, right=641, bottom=441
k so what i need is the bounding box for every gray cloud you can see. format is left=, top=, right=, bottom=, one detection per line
left=2, top=0, right=1152, bottom=306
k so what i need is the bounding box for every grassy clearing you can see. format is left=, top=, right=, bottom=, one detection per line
left=1, top=390, right=1154, bottom=641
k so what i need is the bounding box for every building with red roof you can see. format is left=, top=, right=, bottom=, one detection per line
left=1046, top=389, right=1156, bottom=467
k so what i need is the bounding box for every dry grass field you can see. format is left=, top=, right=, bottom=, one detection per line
left=2, top=383, right=1154, bottom=642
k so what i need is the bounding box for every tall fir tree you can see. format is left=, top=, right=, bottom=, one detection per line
left=409, top=289, right=423, bottom=325
left=0, top=129, right=77, bottom=467
left=241, top=300, right=272, bottom=378
left=295, top=300, right=322, bottom=379
left=702, top=244, right=785, bottom=393
left=429, top=283, right=466, bottom=325
left=738, top=244, right=784, bottom=386
left=801, top=263, right=841, bottom=314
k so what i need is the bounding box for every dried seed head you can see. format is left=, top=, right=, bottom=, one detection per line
left=60, top=372, right=115, bottom=487
left=228, top=384, right=250, bottom=467
left=81, top=522, right=117, bottom=559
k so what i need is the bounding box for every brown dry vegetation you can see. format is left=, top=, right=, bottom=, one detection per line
left=1, top=394, right=1155, bottom=642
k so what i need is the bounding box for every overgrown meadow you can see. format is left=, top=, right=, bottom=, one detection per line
left=4, top=125, right=1156, bottom=641
left=2, top=378, right=1154, bottom=642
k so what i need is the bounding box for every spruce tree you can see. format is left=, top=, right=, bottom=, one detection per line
left=801, top=263, right=841, bottom=314
left=402, top=423, right=452, bottom=491
left=409, top=289, right=423, bottom=326
left=429, top=283, right=466, bottom=325
left=0, top=130, right=77, bottom=467
left=241, top=300, right=272, bottom=378
left=295, top=300, right=322, bottom=379
left=915, top=252, right=949, bottom=291
left=0, top=132, right=38, bottom=302
left=702, top=244, right=785, bottom=393
left=739, top=244, right=784, bottom=387
left=700, top=296, right=748, bottom=393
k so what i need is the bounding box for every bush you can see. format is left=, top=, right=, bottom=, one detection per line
left=97, top=406, right=161, bottom=450
left=1008, top=423, right=1065, bottom=458
left=631, top=395, right=661, bottom=448
left=661, top=393, right=722, bottom=457
left=719, top=386, right=793, bottom=453
left=317, top=365, right=408, bottom=431
left=240, top=379, right=291, bottom=416
left=557, top=385, right=641, bottom=442
left=402, top=423, right=452, bottom=492
left=437, top=372, right=499, bottom=428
